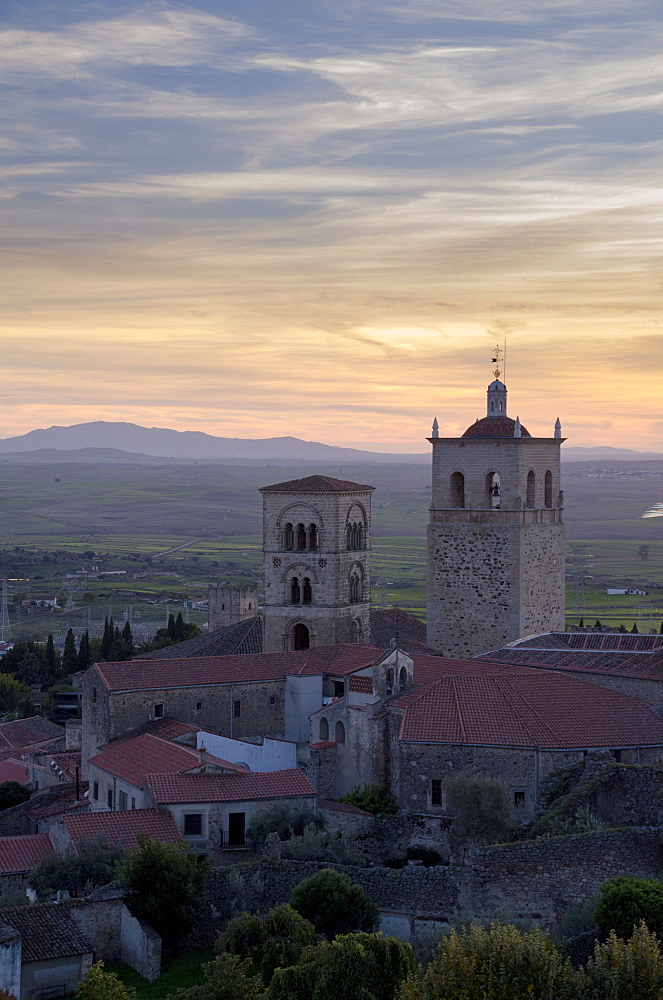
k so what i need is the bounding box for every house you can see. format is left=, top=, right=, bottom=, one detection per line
left=87, top=732, right=244, bottom=812
left=143, top=768, right=316, bottom=851
left=0, top=835, right=53, bottom=886
left=50, top=808, right=181, bottom=854
left=0, top=717, right=65, bottom=756
left=0, top=903, right=93, bottom=1000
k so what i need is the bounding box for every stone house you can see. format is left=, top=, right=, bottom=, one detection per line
left=143, top=769, right=316, bottom=852
left=308, top=648, right=663, bottom=816
left=0, top=835, right=53, bottom=889
left=0, top=903, right=93, bottom=1000
left=49, top=808, right=181, bottom=855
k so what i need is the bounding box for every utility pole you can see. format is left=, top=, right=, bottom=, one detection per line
left=0, top=580, right=11, bottom=643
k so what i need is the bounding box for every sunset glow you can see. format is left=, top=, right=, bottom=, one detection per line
left=2, top=1, right=662, bottom=451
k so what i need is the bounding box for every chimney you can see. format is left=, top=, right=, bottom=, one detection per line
left=198, top=745, right=207, bottom=766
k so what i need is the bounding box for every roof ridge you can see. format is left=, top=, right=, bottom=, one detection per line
left=449, top=677, right=467, bottom=743
left=498, top=675, right=563, bottom=748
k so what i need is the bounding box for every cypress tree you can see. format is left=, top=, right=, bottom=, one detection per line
left=62, top=628, right=78, bottom=674
left=107, top=640, right=119, bottom=662
left=174, top=612, right=185, bottom=641
left=121, top=621, right=134, bottom=656
left=45, top=634, right=56, bottom=675
left=99, top=617, right=111, bottom=660
left=578, top=618, right=584, bottom=628
left=166, top=614, right=176, bottom=640
left=77, top=630, right=91, bottom=670
left=632, top=622, right=639, bottom=634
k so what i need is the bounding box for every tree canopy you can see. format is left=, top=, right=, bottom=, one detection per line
left=289, top=869, right=378, bottom=939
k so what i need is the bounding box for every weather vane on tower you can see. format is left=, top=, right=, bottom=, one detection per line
left=491, top=344, right=503, bottom=380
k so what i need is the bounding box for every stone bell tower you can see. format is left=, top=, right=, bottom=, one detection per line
left=260, top=474, right=375, bottom=652
left=426, top=366, right=565, bottom=657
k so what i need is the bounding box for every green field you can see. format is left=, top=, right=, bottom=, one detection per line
left=1, top=458, right=662, bottom=639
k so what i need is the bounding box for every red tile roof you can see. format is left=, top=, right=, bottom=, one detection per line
left=47, top=752, right=81, bottom=783
left=0, top=759, right=30, bottom=786
left=309, top=740, right=336, bottom=750
left=146, top=768, right=315, bottom=804
left=0, top=903, right=92, bottom=963
left=396, top=673, right=663, bottom=749
left=95, top=644, right=386, bottom=692
left=63, top=809, right=180, bottom=851
left=260, top=475, right=374, bottom=493
left=0, top=834, right=53, bottom=874
left=89, top=733, right=201, bottom=786
left=475, top=647, right=663, bottom=681
left=318, top=798, right=372, bottom=816
left=0, top=716, right=64, bottom=749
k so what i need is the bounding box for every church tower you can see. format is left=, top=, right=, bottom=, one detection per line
left=260, top=475, right=375, bottom=652
left=426, top=365, right=565, bottom=657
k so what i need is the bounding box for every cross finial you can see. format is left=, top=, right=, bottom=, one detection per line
left=491, top=344, right=503, bottom=380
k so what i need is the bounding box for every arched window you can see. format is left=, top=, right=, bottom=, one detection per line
left=386, top=669, right=394, bottom=695
left=297, top=523, right=307, bottom=550
left=283, top=523, right=294, bottom=550
left=399, top=666, right=408, bottom=690
left=302, top=577, right=312, bottom=604
left=357, top=524, right=363, bottom=549
left=450, top=472, right=465, bottom=508
left=351, top=619, right=362, bottom=643
left=486, top=472, right=501, bottom=509
left=319, top=717, right=329, bottom=741
left=526, top=471, right=536, bottom=509
left=349, top=568, right=363, bottom=604
left=308, top=523, right=318, bottom=550
left=544, top=470, right=553, bottom=508
left=293, top=623, right=310, bottom=650
left=290, top=577, right=300, bottom=604
left=335, top=721, right=345, bottom=745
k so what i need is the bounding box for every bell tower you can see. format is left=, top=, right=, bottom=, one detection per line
left=427, top=356, right=565, bottom=657
left=260, top=474, right=375, bottom=652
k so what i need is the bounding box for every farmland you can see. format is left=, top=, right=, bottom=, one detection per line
left=0, top=457, right=662, bottom=640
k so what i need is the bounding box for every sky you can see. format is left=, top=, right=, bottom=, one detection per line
left=1, top=0, right=662, bottom=452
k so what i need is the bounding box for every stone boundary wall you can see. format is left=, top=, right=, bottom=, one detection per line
left=206, top=827, right=663, bottom=931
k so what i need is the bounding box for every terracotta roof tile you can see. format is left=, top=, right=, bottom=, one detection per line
left=398, top=673, right=663, bottom=749
left=146, top=768, right=315, bottom=804
left=46, top=751, right=81, bottom=783
left=96, top=644, right=385, bottom=692
left=0, top=834, right=53, bottom=875
left=0, top=716, right=64, bottom=749
left=0, top=759, right=30, bottom=786
left=89, top=733, right=201, bottom=786
left=140, top=617, right=264, bottom=659
left=475, top=647, right=663, bottom=681
left=260, top=474, right=375, bottom=493
left=0, top=903, right=92, bottom=962
left=369, top=608, right=430, bottom=654
left=309, top=741, right=336, bottom=750
left=64, top=808, right=180, bottom=851
left=318, top=798, right=372, bottom=816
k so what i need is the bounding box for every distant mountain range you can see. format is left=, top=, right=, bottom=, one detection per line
left=0, top=422, right=660, bottom=465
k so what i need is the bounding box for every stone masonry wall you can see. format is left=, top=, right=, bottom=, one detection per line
left=206, top=827, right=663, bottom=931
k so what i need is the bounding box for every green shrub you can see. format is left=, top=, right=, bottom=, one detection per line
left=215, top=866, right=263, bottom=923
left=246, top=802, right=325, bottom=851
left=594, top=877, right=663, bottom=941
left=169, top=953, right=264, bottom=1000
left=218, top=904, right=315, bottom=983
left=281, top=824, right=367, bottom=864
left=290, top=868, right=378, bottom=939
left=578, top=922, right=663, bottom=1000
left=74, top=961, right=136, bottom=1000
left=340, top=785, right=398, bottom=815
left=401, top=922, right=577, bottom=1000
left=446, top=770, right=517, bottom=843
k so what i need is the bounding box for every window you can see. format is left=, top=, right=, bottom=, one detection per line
left=308, top=523, right=318, bottom=550
left=431, top=779, right=443, bottom=806
left=92, top=686, right=97, bottom=703
left=399, top=666, right=408, bottom=690
left=349, top=568, right=363, bottom=604
left=119, top=791, right=128, bottom=810
left=290, top=576, right=301, bottom=604
left=319, top=717, right=329, bottom=741
left=302, top=577, right=312, bottom=604
left=334, top=680, right=345, bottom=698
left=292, top=623, right=310, bottom=650
left=154, top=702, right=164, bottom=719
left=196, top=701, right=202, bottom=711
left=486, top=472, right=501, bottom=509
left=450, top=472, right=465, bottom=508
left=526, top=471, right=536, bottom=508
left=233, top=700, right=241, bottom=718
left=514, top=791, right=525, bottom=809
left=93, top=781, right=99, bottom=801
left=352, top=619, right=362, bottom=643
left=270, top=695, right=276, bottom=706
left=283, top=523, right=294, bottom=550
left=131, top=797, right=136, bottom=810
left=612, top=749, right=622, bottom=763
left=107, top=788, right=113, bottom=809
left=184, top=813, right=203, bottom=836
left=544, top=470, right=553, bottom=508
left=335, top=720, right=346, bottom=745
left=386, top=669, right=394, bottom=695
left=297, top=523, right=307, bottom=550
